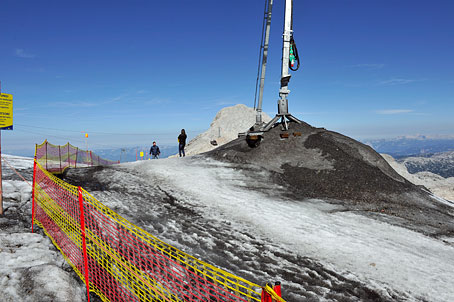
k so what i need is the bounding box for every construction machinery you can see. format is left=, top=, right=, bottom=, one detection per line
left=241, top=0, right=302, bottom=146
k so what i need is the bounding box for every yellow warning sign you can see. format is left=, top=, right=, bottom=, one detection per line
left=0, top=93, right=13, bottom=130
left=140, top=151, right=144, bottom=158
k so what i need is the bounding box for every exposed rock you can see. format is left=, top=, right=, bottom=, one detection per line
left=382, top=153, right=454, bottom=202
left=179, top=104, right=271, bottom=157
left=400, top=151, right=454, bottom=178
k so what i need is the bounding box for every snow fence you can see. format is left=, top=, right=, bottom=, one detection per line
left=31, top=160, right=283, bottom=301
left=35, top=140, right=119, bottom=174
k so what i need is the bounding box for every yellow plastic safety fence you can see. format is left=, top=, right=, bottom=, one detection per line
left=35, top=140, right=118, bottom=174
left=32, top=160, right=285, bottom=302
left=262, top=284, right=286, bottom=302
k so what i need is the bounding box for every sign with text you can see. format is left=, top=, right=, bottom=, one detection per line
left=0, top=93, right=13, bottom=130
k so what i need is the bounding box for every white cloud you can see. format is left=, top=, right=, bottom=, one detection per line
left=378, top=78, right=419, bottom=86
left=15, top=48, right=36, bottom=58
left=50, top=101, right=98, bottom=108
left=200, top=97, right=240, bottom=110
left=351, top=63, right=384, bottom=69
left=104, top=95, right=123, bottom=103
left=103, top=90, right=153, bottom=104
left=376, top=109, right=414, bottom=115
left=215, top=101, right=236, bottom=106
left=143, top=98, right=170, bottom=105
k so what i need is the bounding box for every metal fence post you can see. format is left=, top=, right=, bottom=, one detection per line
left=75, top=148, right=78, bottom=168
left=274, top=282, right=282, bottom=299
left=261, top=284, right=272, bottom=302
left=31, top=158, right=37, bottom=233
left=0, top=131, right=3, bottom=216
left=45, top=140, right=48, bottom=171
left=78, top=187, right=91, bottom=302
left=59, top=146, right=62, bottom=173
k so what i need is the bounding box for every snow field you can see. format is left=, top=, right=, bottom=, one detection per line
left=129, top=157, right=454, bottom=301
left=0, top=155, right=86, bottom=302
left=2, top=152, right=454, bottom=301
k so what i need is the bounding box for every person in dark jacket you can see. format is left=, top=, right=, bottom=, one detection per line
left=149, top=141, right=161, bottom=159
left=178, top=129, right=187, bottom=157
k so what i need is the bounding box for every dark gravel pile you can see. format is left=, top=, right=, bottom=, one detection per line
left=206, top=121, right=454, bottom=237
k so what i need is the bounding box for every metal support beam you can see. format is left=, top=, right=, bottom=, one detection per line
left=262, top=0, right=301, bottom=131
left=255, top=0, right=274, bottom=126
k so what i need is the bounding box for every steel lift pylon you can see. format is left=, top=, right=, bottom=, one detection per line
left=242, top=0, right=302, bottom=145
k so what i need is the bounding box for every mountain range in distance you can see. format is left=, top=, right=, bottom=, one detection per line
left=90, top=136, right=454, bottom=161
left=9, top=136, right=453, bottom=177
left=396, top=151, right=454, bottom=178
left=361, top=136, right=454, bottom=178
left=361, top=136, right=454, bottom=157
left=93, top=145, right=179, bottom=163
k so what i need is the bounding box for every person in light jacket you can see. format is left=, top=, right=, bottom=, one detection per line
left=149, top=141, right=161, bottom=159
left=178, top=129, right=187, bottom=157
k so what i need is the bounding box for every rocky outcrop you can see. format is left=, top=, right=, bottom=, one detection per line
left=180, top=104, right=271, bottom=157
left=382, top=153, right=454, bottom=202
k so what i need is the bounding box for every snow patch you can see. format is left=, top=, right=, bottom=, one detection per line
left=126, top=157, right=454, bottom=302
left=1, top=155, right=86, bottom=302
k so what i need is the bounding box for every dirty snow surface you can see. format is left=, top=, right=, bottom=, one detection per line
left=0, top=155, right=85, bottom=302
left=62, top=157, right=454, bottom=302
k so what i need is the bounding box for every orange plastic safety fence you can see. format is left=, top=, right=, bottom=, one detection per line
left=32, top=161, right=263, bottom=302
left=35, top=140, right=118, bottom=174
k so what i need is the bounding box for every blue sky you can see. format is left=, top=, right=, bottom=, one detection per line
left=1, top=0, right=453, bottom=155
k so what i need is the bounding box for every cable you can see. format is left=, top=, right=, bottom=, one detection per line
left=11, top=129, right=120, bottom=150
left=253, top=0, right=270, bottom=109
left=13, top=129, right=86, bottom=143
left=289, top=37, right=300, bottom=71
left=10, top=127, right=205, bottom=151
left=15, top=123, right=82, bottom=133
left=14, top=123, right=204, bottom=136
left=288, top=0, right=300, bottom=72
left=11, top=124, right=207, bottom=152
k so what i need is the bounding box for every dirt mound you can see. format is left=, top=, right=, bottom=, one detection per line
left=206, top=121, right=454, bottom=237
